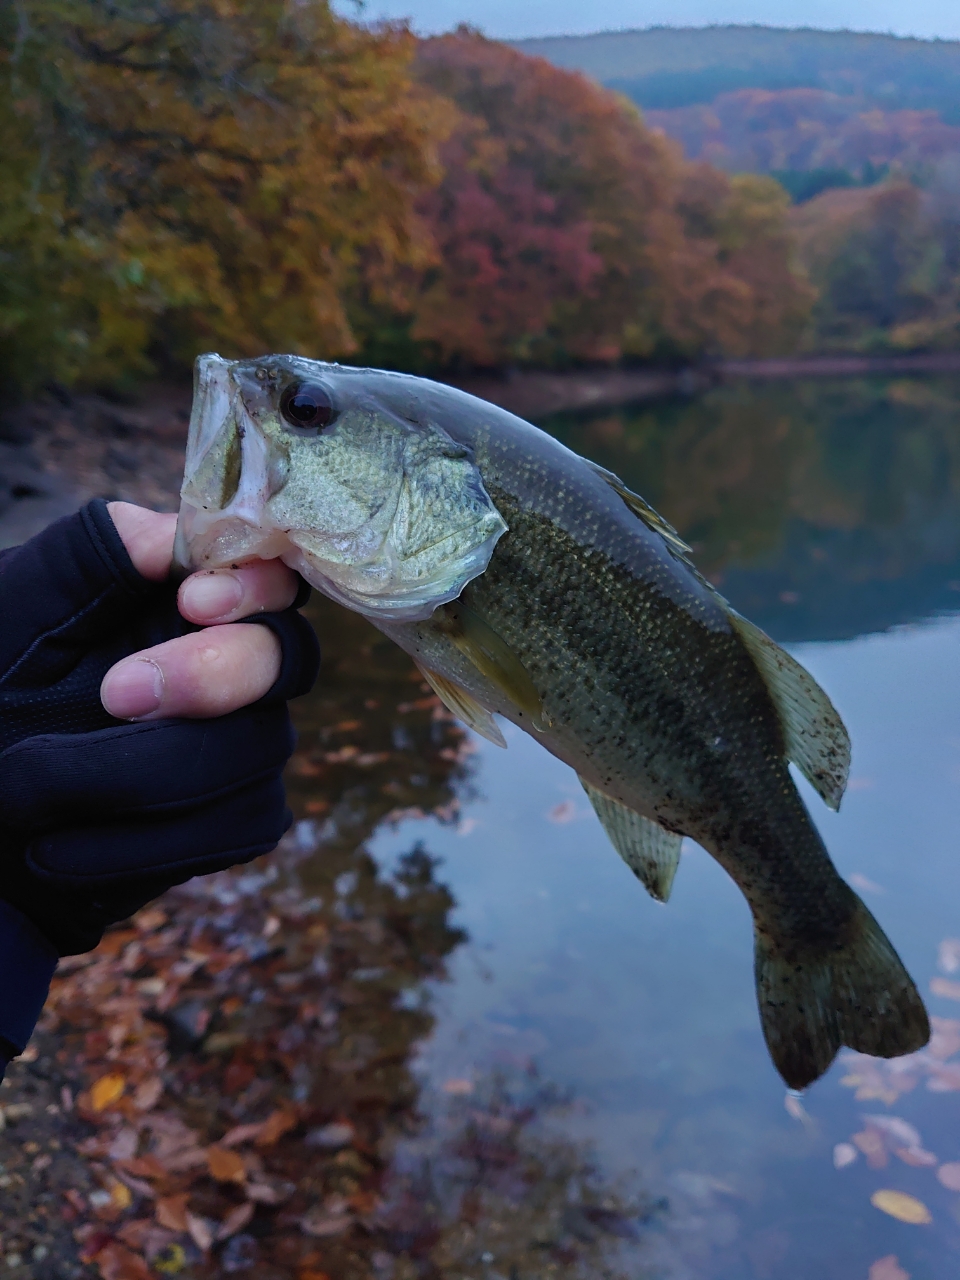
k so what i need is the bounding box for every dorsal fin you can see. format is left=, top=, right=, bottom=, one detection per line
left=586, top=461, right=692, bottom=557
left=580, top=778, right=682, bottom=902
left=415, top=661, right=507, bottom=748
left=728, top=612, right=850, bottom=811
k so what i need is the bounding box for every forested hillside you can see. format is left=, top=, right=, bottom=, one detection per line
left=514, top=26, right=960, bottom=120
left=0, top=8, right=811, bottom=392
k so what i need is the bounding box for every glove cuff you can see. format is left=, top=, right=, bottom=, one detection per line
left=0, top=899, right=59, bottom=1055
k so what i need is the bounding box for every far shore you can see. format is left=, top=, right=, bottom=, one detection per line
left=449, top=351, right=960, bottom=419
left=3, top=350, right=959, bottom=549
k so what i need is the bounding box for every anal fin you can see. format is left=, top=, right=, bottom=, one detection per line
left=415, top=661, right=507, bottom=748
left=580, top=778, right=682, bottom=902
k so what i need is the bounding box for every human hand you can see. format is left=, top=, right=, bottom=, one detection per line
left=101, top=502, right=301, bottom=720
left=0, top=497, right=320, bottom=957
left=0, top=498, right=320, bottom=1064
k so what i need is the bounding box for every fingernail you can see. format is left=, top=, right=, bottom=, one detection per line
left=180, top=572, right=244, bottom=620
left=101, top=659, right=164, bottom=719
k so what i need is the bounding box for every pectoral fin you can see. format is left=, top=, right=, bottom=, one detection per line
left=436, top=600, right=548, bottom=730
left=415, top=661, right=507, bottom=748
left=580, top=779, right=682, bottom=902
left=729, top=612, right=851, bottom=811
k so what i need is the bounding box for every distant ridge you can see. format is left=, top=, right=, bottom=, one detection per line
left=511, top=26, right=960, bottom=120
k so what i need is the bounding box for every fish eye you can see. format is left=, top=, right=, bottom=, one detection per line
left=279, top=382, right=336, bottom=433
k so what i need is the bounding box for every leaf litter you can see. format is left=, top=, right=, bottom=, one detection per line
left=0, top=600, right=659, bottom=1278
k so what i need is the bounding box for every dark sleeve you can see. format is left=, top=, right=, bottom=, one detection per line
left=0, top=900, right=59, bottom=1065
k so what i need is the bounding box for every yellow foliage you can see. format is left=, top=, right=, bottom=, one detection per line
left=90, top=1072, right=126, bottom=1111
left=870, top=1189, right=932, bottom=1225
left=2, top=0, right=446, bottom=391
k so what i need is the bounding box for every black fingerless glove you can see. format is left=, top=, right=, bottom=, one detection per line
left=0, top=499, right=320, bottom=1065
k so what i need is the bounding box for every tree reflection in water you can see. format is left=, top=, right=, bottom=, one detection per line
left=0, top=595, right=657, bottom=1278
left=542, top=376, right=960, bottom=642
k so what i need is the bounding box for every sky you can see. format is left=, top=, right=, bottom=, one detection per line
left=332, top=0, right=960, bottom=42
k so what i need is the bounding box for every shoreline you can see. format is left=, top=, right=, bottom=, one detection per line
left=448, top=351, right=960, bottom=419
left=2, top=350, right=958, bottom=547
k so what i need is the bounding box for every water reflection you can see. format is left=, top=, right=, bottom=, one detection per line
left=541, top=377, right=960, bottom=641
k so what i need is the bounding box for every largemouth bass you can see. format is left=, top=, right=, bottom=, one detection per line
left=175, top=353, right=929, bottom=1088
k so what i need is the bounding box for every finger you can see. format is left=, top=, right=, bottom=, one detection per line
left=107, top=502, right=177, bottom=582
left=100, top=624, right=282, bottom=720
left=178, top=560, right=299, bottom=625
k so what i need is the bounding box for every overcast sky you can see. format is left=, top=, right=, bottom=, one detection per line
left=333, top=0, right=960, bottom=42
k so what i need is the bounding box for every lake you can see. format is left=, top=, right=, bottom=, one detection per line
left=286, top=375, right=960, bottom=1279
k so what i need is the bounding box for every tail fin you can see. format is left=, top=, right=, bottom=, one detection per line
left=755, top=898, right=929, bottom=1089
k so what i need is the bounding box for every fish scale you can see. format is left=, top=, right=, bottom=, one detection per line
left=176, top=352, right=930, bottom=1089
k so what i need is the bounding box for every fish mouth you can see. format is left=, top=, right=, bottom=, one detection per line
left=174, top=354, right=291, bottom=575
left=174, top=353, right=509, bottom=621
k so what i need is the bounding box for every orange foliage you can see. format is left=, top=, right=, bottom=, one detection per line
left=3, top=15, right=814, bottom=389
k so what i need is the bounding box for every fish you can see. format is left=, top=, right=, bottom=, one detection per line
left=175, top=352, right=930, bottom=1088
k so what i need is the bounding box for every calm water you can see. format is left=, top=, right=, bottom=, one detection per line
left=290, top=376, right=960, bottom=1279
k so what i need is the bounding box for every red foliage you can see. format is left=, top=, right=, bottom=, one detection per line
left=408, top=33, right=812, bottom=367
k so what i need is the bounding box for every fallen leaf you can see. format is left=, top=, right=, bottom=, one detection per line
left=91, top=1242, right=153, bottom=1280
left=246, top=1182, right=282, bottom=1204
left=221, top=1122, right=264, bottom=1147
left=156, top=1194, right=190, bottom=1232
left=930, top=977, right=960, bottom=1001
left=217, top=1201, right=254, bottom=1240
left=91, top=1073, right=126, bottom=1112
left=135, top=908, right=168, bottom=933
left=301, top=1197, right=353, bottom=1237
left=162, top=1146, right=207, bottom=1172
left=833, top=1142, right=857, bottom=1169
left=132, top=1078, right=163, bottom=1111
left=927, top=1016, right=960, bottom=1060
left=853, top=1129, right=889, bottom=1168
left=547, top=800, right=577, bottom=824
left=442, top=1078, right=474, bottom=1095
left=117, top=1155, right=166, bottom=1180
left=186, top=1212, right=214, bottom=1251
left=864, top=1114, right=923, bottom=1150
left=894, top=1146, right=938, bottom=1167
left=207, top=1145, right=246, bottom=1184
left=108, top=1128, right=138, bottom=1161
left=255, top=1108, right=298, bottom=1147
left=64, top=1188, right=87, bottom=1214
left=869, top=1257, right=910, bottom=1280
left=926, top=1062, right=960, bottom=1091
left=784, top=1092, right=807, bottom=1122
left=871, top=1190, right=932, bottom=1225
left=937, top=1162, right=960, bottom=1191
left=110, top=1179, right=133, bottom=1210
left=938, top=939, right=960, bottom=974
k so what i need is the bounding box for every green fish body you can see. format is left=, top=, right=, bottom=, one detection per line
left=176, top=354, right=929, bottom=1088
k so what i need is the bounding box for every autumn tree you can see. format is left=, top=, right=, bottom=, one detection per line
left=1, top=0, right=446, bottom=393
left=790, top=175, right=960, bottom=351
left=401, top=31, right=813, bottom=369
